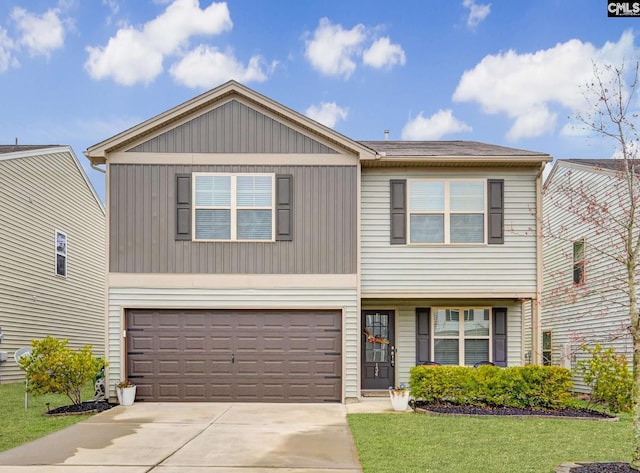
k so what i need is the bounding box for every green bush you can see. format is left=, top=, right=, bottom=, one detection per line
left=575, top=343, right=632, bottom=413
left=18, top=336, right=106, bottom=406
left=409, top=364, right=574, bottom=410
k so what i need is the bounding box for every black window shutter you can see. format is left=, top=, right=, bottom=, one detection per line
left=390, top=179, right=407, bottom=244
left=416, top=308, right=431, bottom=364
left=487, top=179, right=504, bottom=244
left=175, top=173, right=191, bottom=241
left=492, top=307, right=507, bottom=367
left=276, top=174, right=293, bottom=241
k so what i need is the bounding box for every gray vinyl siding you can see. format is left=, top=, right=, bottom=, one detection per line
left=363, top=299, right=523, bottom=387
left=0, top=151, right=105, bottom=383
left=109, top=164, right=357, bottom=274
left=107, top=287, right=359, bottom=400
left=128, top=100, right=338, bottom=154
left=361, top=168, right=538, bottom=293
left=542, top=165, right=632, bottom=392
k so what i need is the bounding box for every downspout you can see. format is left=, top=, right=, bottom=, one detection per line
left=532, top=162, right=546, bottom=365
left=91, top=162, right=106, bottom=174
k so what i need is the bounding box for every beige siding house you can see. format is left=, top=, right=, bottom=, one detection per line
left=0, top=145, right=105, bottom=383
left=542, top=160, right=633, bottom=392
left=85, top=81, right=551, bottom=403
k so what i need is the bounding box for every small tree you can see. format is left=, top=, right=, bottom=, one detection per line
left=545, top=61, right=640, bottom=468
left=18, top=336, right=105, bottom=406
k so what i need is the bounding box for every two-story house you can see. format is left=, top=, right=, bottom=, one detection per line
left=85, top=81, right=551, bottom=402
left=541, top=159, right=635, bottom=391
left=0, top=145, right=105, bottom=383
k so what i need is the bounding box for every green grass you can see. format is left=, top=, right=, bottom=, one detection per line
left=348, top=412, right=633, bottom=473
left=0, top=381, right=97, bottom=453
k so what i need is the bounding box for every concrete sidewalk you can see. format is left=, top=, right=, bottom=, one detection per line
left=0, top=400, right=394, bottom=472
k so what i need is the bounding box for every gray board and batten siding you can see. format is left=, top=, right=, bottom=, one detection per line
left=109, top=164, right=357, bottom=274
left=127, top=99, right=338, bottom=155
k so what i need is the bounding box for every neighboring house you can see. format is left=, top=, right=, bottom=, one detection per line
left=541, top=159, right=634, bottom=391
left=84, top=81, right=551, bottom=403
left=0, top=145, right=106, bottom=383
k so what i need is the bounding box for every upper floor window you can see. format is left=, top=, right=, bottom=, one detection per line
left=408, top=180, right=485, bottom=244
left=193, top=173, right=274, bottom=241
left=55, top=230, right=67, bottom=277
left=573, top=239, right=585, bottom=285
left=542, top=330, right=552, bottom=366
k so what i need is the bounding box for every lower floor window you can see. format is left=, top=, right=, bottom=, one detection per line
left=542, top=330, right=552, bottom=366
left=433, top=308, right=491, bottom=365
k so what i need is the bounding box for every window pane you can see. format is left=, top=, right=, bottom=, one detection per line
left=195, top=209, right=230, bottom=239
left=56, top=232, right=67, bottom=255
left=450, top=214, right=484, bottom=243
left=237, top=175, right=272, bottom=207
left=56, top=254, right=66, bottom=277
left=464, top=339, right=489, bottom=365
left=464, top=309, right=489, bottom=336
left=434, top=309, right=459, bottom=337
left=237, top=210, right=272, bottom=240
left=410, top=181, right=444, bottom=211
left=434, top=339, right=459, bottom=365
left=410, top=214, right=444, bottom=243
left=450, top=181, right=484, bottom=211
left=195, top=175, right=231, bottom=206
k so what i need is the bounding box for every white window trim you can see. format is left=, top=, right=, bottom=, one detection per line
left=55, top=229, right=67, bottom=278
left=431, top=307, right=492, bottom=365
left=192, top=172, right=275, bottom=242
left=407, top=179, right=487, bottom=245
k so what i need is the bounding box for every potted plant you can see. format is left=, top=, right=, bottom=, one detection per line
left=115, top=380, right=136, bottom=406
left=388, top=384, right=410, bottom=411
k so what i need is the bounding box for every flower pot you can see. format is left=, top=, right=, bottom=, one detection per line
left=389, top=390, right=410, bottom=411
left=116, top=385, right=136, bottom=406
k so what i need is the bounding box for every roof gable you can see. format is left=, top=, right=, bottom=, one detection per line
left=128, top=99, right=338, bottom=154
left=85, top=80, right=374, bottom=164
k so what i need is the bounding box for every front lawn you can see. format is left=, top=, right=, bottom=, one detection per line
left=348, top=412, right=632, bottom=473
left=0, top=382, right=96, bottom=453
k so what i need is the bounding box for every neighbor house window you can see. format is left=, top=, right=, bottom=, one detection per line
left=542, top=330, right=552, bottom=366
left=55, top=230, right=67, bottom=277
left=573, top=239, right=585, bottom=285
left=193, top=173, right=274, bottom=241
left=433, top=308, right=491, bottom=365
left=408, top=180, right=485, bottom=244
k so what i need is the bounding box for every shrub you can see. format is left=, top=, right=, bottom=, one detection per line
left=18, top=336, right=106, bottom=406
left=575, top=343, right=632, bottom=413
left=409, top=364, right=574, bottom=410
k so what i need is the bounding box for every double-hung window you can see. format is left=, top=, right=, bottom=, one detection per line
left=408, top=180, right=485, bottom=244
left=573, top=239, right=585, bottom=285
left=55, top=230, right=67, bottom=277
left=193, top=173, right=274, bottom=241
left=433, top=308, right=491, bottom=365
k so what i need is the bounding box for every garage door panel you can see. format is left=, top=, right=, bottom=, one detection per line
left=127, top=309, right=342, bottom=402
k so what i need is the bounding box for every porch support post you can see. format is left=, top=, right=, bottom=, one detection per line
left=532, top=162, right=545, bottom=365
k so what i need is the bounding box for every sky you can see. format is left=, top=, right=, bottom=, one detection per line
left=0, top=0, right=638, bottom=202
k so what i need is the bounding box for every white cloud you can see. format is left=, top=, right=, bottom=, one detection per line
left=85, top=0, right=232, bottom=85
left=401, top=109, right=472, bottom=140
left=11, top=7, right=66, bottom=57
left=305, top=102, right=349, bottom=128
left=363, top=37, right=406, bottom=69
left=304, top=17, right=365, bottom=78
left=102, top=0, right=120, bottom=25
left=170, top=45, right=274, bottom=88
left=0, top=28, right=18, bottom=72
left=304, top=18, right=405, bottom=78
left=463, top=0, right=491, bottom=28
left=453, top=30, right=637, bottom=140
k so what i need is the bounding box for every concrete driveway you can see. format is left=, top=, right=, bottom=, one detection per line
left=0, top=401, right=388, bottom=472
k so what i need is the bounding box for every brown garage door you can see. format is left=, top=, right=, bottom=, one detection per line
left=126, top=309, right=342, bottom=402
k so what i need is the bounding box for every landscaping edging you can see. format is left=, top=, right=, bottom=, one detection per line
left=556, top=462, right=634, bottom=472
left=414, top=407, right=618, bottom=421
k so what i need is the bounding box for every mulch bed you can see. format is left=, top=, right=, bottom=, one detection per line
left=567, top=462, right=637, bottom=472
left=44, top=401, right=116, bottom=416
left=412, top=401, right=615, bottom=420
